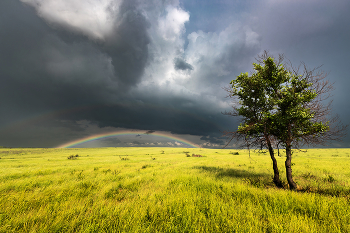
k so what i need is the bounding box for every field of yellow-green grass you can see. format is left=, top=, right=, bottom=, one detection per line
left=0, top=147, right=350, bottom=232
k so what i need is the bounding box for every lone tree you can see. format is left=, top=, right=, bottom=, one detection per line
left=224, top=51, right=346, bottom=190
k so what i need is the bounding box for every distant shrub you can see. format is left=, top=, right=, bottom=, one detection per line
left=67, top=154, right=79, bottom=160
left=119, top=156, right=129, bottom=160
left=230, top=152, right=239, bottom=155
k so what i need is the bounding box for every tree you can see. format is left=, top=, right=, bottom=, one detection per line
left=224, top=51, right=346, bottom=190
left=223, top=54, right=286, bottom=187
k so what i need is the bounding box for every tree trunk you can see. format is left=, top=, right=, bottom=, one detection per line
left=265, top=135, right=283, bottom=188
left=285, top=125, right=297, bottom=190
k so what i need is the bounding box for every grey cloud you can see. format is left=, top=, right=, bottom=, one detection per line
left=181, top=25, right=261, bottom=101
left=200, top=135, right=225, bottom=145
left=0, top=1, right=228, bottom=144
left=1, top=0, right=349, bottom=148
left=66, top=102, right=227, bottom=137
left=249, top=0, right=350, bottom=145
left=103, top=0, right=151, bottom=88
left=19, top=0, right=151, bottom=91
left=0, top=0, right=150, bottom=111
left=145, top=130, right=155, bottom=134
left=174, top=57, right=194, bottom=71
left=132, top=140, right=142, bottom=145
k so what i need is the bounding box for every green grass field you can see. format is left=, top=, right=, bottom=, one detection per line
left=1, top=147, right=350, bottom=232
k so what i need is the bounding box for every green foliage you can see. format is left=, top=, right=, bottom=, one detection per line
left=230, top=57, right=329, bottom=144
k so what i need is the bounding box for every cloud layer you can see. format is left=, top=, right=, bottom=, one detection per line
left=0, top=0, right=349, bottom=148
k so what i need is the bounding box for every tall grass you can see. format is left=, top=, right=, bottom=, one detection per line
left=0, top=147, right=349, bottom=232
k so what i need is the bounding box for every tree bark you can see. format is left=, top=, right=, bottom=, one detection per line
left=285, top=125, right=297, bottom=190
left=265, top=135, right=283, bottom=188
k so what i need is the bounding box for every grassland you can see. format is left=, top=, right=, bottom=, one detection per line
left=0, top=147, right=350, bottom=232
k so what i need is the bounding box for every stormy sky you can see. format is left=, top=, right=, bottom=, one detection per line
left=0, top=0, right=349, bottom=148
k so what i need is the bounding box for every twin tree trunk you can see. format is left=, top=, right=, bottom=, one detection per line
left=265, top=125, right=297, bottom=190
left=285, top=124, right=297, bottom=190
left=265, top=135, right=283, bottom=188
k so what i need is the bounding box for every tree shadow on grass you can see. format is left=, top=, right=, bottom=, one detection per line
left=195, top=166, right=350, bottom=197
left=193, top=166, right=275, bottom=188
left=297, top=184, right=350, bottom=198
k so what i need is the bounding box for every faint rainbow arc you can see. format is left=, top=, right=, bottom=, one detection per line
left=56, top=131, right=199, bottom=148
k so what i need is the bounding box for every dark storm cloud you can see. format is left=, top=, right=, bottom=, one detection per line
left=44, top=0, right=151, bottom=90
left=65, top=102, right=227, bottom=137
left=250, top=0, right=350, bottom=145
left=103, top=0, right=150, bottom=88
left=132, top=140, right=142, bottom=145
left=0, top=0, right=150, bottom=119
left=1, top=0, right=349, bottom=148
left=0, top=1, right=55, bottom=121
left=174, top=58, right=194, bottom=71
left=0, top=0, right=238, bottom=147
left=145, top=130, right=155, bottom=134
left=200, top=135, right=225, bottom=145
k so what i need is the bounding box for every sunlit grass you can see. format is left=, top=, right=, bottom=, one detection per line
left=0, top=147, right=349, bottom=232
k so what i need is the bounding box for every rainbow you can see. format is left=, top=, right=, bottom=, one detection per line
left=57, top=130, right=199, bottom=148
